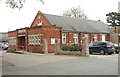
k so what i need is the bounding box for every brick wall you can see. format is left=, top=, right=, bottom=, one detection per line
left=110, top=33, right=119, bottom=43
left=61, top=32, right=109, bottom=46
left=110, top=26, right=120, bottom=33
left=105, top=34, right=110, bottom=41
left=27, top=27, right=42, bottom=53
left=27, top=27, right=61, bottom=53
left=30, top=11, right=61, bottom=53
left=109, top=26, right=120, bottom=44
left=8, top=31, right=17, bottom=51
left=42, top=27, right=61, bottom=53
left=97, top=34, right=101, bottom=41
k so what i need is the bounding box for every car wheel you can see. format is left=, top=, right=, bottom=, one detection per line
left=108, top=53, right=112, bottom=55
left=116, top=51, right=119, bottom=54
left=90, top=51, right=92, bottom=54
left=100, top=49, right=105, bottom=55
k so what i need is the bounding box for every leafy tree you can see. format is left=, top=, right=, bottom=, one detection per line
left=1, top=0, right=44, bottom=10
left=106, top=12, right=120, bottom=33
left=63, top=6, right=87, bottom=19
left=106, top=12, right=120, bottom=26
left=117, top=13, right=120, bottom=25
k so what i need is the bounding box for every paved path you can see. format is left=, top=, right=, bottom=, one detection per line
left=2, top=52, right=118, bottom=75
left=0, top=51, right=2, bottom=77
left=0, top=51, right=2, bottom=57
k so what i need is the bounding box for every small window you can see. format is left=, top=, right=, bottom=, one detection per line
left=36, top=35, right=40, bottom=45
left=28, top=36, right=32, bottom=45
left=51, top=38, right=56, bottom=44
left=38, top=36, right=40, bottom=44
left=32, top=36, right=34, bottom=45
left=62, top=33, right=66, bottom=44
left=73, top=34, right=78, bottom=44
left=63, top=38, right=66, bottom=43
left=35, top=36, right=38, bottom=45
left=93, top=34, right=97, bottom=42
left=9, top=37, right=16, bottom=46
left=63, top=33, right=66, bottom=37
left=84, top=34, right=88, bottom=38
left=13, top=38, right=16, bottom=45
left=28, top=35, right=41, bottom=45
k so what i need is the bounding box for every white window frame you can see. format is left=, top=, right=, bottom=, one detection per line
left=28, top=34, right=41, bottom=45
left=35, top=35, right=40, bottom=45
left=83, top=34, right=88, bottom=42
left=31, top=36, right=35, bottom=45
left=38, top=35, right=40, bottom=44
left=84, top=34, right=88, bottom=38
left=29, top=36, right=32, bottom=45
left=101, top=34, right=105, bottom=42
left=73, top=34, right=78, bottom=44
left=93, top=34, right=97, bottom=42
left=13, top=38, right=16, bottom=45
left=51, top=38, right=56, bottom=44
left=9, top=37, right=16, bottom=46
left=62, top=33, right=66, bottom=44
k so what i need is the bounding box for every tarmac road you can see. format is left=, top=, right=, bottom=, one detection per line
left=2, top=52, right=118, bottom=75
left=0, top=50, right=3, bottom=77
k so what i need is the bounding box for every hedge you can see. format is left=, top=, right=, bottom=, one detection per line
left=62, top=45, right=82, bottom=51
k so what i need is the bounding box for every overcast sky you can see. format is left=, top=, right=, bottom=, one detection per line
left=0, top=0, right=120, bottom=32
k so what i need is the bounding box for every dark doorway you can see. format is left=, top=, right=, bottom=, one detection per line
left=18, top=36, right=25, bottom=50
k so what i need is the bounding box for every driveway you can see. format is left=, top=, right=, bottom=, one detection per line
left=0, top=51, right=2, bottom=57
left=2, top=52, right=118, bottom=75
left=0, top=50, right=2, bottom=77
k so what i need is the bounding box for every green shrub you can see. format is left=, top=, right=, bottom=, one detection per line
left=62, top=45, right=82, bottom=51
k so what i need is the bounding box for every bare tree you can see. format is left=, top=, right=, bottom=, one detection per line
left=1, top=0, right=44, bottom=10
left=63, top=6, right=87, bottom=19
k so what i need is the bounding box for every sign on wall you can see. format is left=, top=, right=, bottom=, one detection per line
left=51, top=38, right=56, bottom=44
left=18, top=29, right=26, bottom=37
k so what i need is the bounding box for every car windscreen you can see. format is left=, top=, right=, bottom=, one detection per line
left=105, top=42, right=114, bottom=47
left=93, top=42, right=101, bottom=46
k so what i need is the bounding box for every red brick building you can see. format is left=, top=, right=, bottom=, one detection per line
left=8, top=11, right=111, bottom=53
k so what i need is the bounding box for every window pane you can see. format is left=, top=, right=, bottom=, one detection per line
left=62, top=33, right=66, bottom=44
left=73, top=34, right=78, bottom=44
left=62, top=38, right=66, bottom=44
left=30, top=36, right=32, bottom=45
left=62, top=33, right=66, bottom=37
left=63, top=38, right=65, bottom=43
left=35, top=36, right=37, bottom=44
left=28, top=35, right=40, bottom=45
left=38, top=36, right=40, bottom=44
left=32, top=36, right=34, bottom=45
left=76, top=38, right=78, bottom=43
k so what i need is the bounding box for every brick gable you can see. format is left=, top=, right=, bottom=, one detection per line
left=31, top=11, right=51, bottom=27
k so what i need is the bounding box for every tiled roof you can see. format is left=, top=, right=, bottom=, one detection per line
left=44, top=14, right=111, bottom=34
